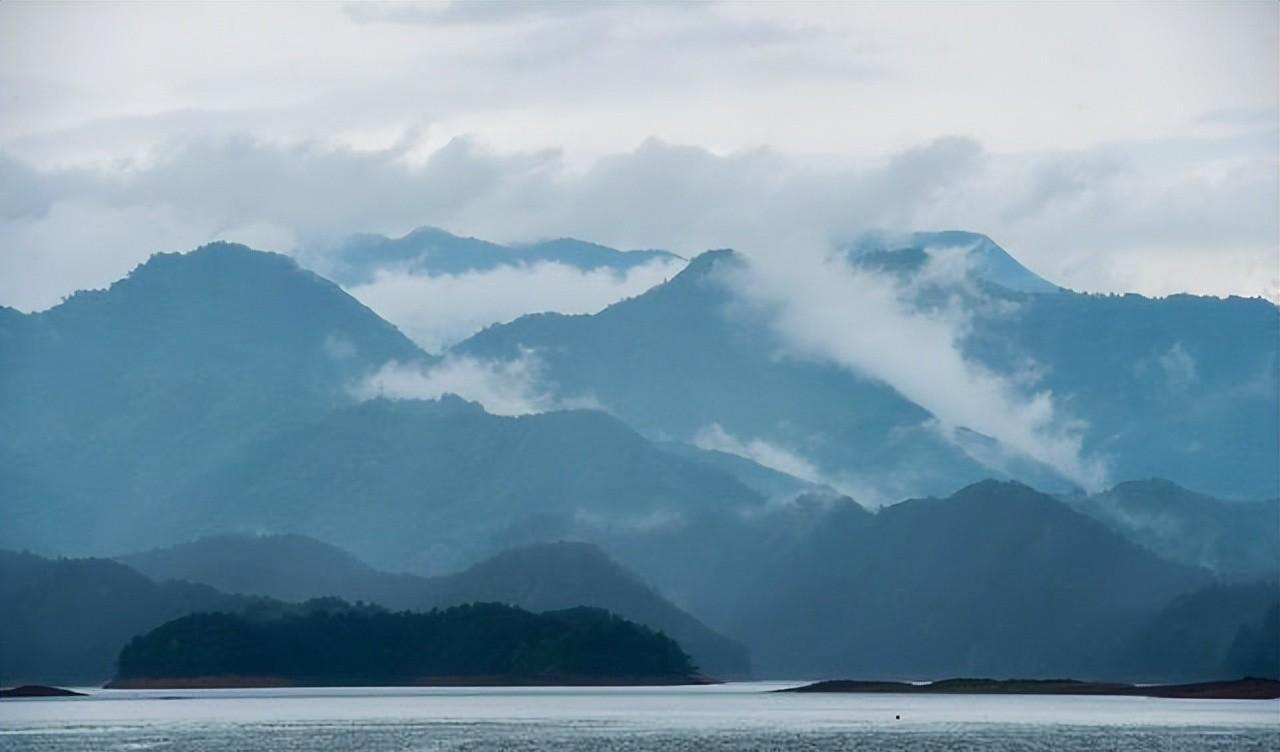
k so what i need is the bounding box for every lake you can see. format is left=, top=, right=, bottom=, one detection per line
left=2, top=682, right=1277, bottom=751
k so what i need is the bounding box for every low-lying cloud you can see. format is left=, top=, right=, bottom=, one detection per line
left=693, top=423, right=827, bottom=486
left=352, top=352, right=595, bottom=417
left=347, top=258, right=685, bottom=353
left=723, top=241, right=1109, bottom=491
left=1, top=127, right=1275, bottom=314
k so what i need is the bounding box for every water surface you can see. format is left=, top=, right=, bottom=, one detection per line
left=3, top=682, right=1276, bottom=750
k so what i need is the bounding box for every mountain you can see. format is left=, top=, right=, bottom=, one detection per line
left=4, top=542, right=744, bottom=684
left=165, top=395, right=762, bottom=573
left=850, top=230, right=1061, bottom=294
left=1065, top=480, right=1280, bottom=578
left=415, top=542, right=750, bottom=677
left=456, top=250, right=1004, bottom=503
left=729, top=481, right=1206, bottom=679
left=122, top=535, right=750, bottom=677
left=306, top=226, right=683, bottom=286
left=120, top=533, right=423, bottom=606
left=456, top=244, right=1279, bottom=499
left=965, top=286, right=1279, bottom=499
left=0, top=549, right=259, bottom=684
left=656, top=441, right=833, bottom=501
left=427, top=479, right=1215, bottom=681
left=0, top=243, right=780, bottom=569
left=1120, top=580, right=1280, bottom=681
left=0, top=243, right=425, bottom=555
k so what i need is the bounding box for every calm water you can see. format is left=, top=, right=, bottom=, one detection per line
left=2, top=682, right=1277, bottom=751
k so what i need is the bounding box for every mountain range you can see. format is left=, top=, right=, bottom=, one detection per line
left=2, top=539, right=747, bottom=684
left=1, top=228, right=1275, bottom=682
left=457, top=233, right=1278, bottom=500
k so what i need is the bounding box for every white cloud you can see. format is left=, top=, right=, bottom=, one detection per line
left=352, top=352, right=596, bottom=417
left=691, top=422, right=903, bottom=506
left=347, top=258, right=685, bottom=352
left=693, top=423, right=827, bottom=486
left=723, top=242, right=1109, bottom=491
left=2, top=130, right=1273, bottom=316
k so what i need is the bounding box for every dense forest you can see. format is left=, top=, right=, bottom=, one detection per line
left=113, top=601, right=699, bottom=686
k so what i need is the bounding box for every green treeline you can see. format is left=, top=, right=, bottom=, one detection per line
left=115, top=601, right=696, bottom=683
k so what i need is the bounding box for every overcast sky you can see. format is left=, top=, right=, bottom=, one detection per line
left=1, top=0, right=1277, bottom=310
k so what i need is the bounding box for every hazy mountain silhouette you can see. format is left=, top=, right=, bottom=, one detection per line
left=1120, top=580, right=1280, bottom=681
left=310, top=226, right=681, bottom=286
left=0, top=549, right=259, bottom=683
left=966, top=287, right=1278, bottom=498
left=457, top=244, right=1278, bottom=498
left=457, top=249, right=1003, bottom=502
left=122, top=536, right=750, bottom=677
left=168, top=396, right=761, bottom=573
left=1065, top=479, right=1279, bottom=577
left=0, top=243, right=425, bottom=555
left=1, top=236, right=1272, bottom=686
left=728, top=481, right=1207, bottom=679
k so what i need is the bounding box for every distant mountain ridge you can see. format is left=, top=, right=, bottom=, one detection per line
left=0, top=243, right=766, bottom=565
left=307, top=226, right=683, bottom=286
left=729, top=480, right=1208, bottom=679
left=457, top=248, right=1011, bottom=502
left=1, top=232, right=1275, bottom=684
left=1121, top=580, right=1280, bottom=681
left=0, top=549, right=259, bottom=683
left=457, top=243, right=1278, bottom=499
left=164, top=395, right=762, bottom=574
left=1064, top=479, right=1280, bottom=577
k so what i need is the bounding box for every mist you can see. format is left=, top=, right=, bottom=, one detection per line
left=352, top=352, right=596, bottom=417
left=720, top=238, right=1108, bottom=491
left=347, top=258, right=685, bottom=352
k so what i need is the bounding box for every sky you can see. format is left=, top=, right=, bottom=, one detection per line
left=1, top=0, right=1277, bottom=312
left=0, top=0, right=1275, bottom=499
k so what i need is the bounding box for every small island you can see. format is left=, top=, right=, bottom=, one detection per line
left=107, top=601, right=711, bottom=688
left=780, top=677, right=1280, bottom=700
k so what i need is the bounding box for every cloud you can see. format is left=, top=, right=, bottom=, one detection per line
left=352, top=352, right=596, bottom=416
left=0, top=128, right=1275, bottom=314
left=722, top=242, right=1109, bottom=491
left=347, top=258, right=684, bottom=353
left=693, top=423, right=827, bottom=486
left=1137, top=341, right=1199, bottom=395
left=344, top=1, right=706, bottom=27
left=692, top=422, right=910, bottom=506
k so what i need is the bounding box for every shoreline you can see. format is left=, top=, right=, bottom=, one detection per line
left=779, top=677, right=1280, bottom=700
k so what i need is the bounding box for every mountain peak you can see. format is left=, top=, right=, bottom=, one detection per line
left=673, top=248, right=740, bottom=279
left=850, top=231, right=1060, bottom=294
